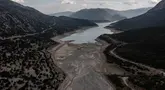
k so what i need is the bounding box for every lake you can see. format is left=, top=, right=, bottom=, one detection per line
left=61, top=22, right=113, bottom=44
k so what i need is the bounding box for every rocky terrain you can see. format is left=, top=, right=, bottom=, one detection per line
left=50, top=38, right=129, bottom=90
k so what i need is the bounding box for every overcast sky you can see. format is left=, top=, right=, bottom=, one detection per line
left=12, top=0, right=161, bottom=14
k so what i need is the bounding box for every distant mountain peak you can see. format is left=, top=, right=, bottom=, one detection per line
left=118, top=7, right=152, bottom=18
left=149, top=0, right=165, bottom=12
left=70, top=8, right=126, bottom=22
left=108, top=0, right=165, bottom=31
left=0, top=0, right=97, bottom=37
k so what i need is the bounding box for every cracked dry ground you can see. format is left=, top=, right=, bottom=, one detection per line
left=51, top=43, right=124, bottom=90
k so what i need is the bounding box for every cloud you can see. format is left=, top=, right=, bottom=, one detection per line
left=12, top=0, right=24, bottom=3
left=149, top=0, right=160, bottom=4
left=20, top=0, right=161, bottom=14
left=82, top=3, right=87, bottom=7
left=123, top=0, right=138, bottom=5
left=61, top=0, right=76, bottom=4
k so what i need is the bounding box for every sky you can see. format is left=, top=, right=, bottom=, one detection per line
left=12, top=0, right=161, bottom=14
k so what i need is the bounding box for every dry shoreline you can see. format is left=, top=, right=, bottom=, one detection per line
left=51, top=40, right=118, bottom=90
left=51, top=26, right=121, bottom=44
left=105, top=27, right=123, bottom=34
left=50, top=25, right=128, bottom=90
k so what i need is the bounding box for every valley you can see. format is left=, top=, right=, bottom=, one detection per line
left=1, top=0, right=165, bottom=90
left=99, top=34, right=165, bottom=90
left=50, top=23, right=134, bottom=90
left=50, top=42, right=115, bottom=90
left=50, top=40, right=126, bottom=90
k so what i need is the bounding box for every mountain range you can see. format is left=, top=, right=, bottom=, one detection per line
left=117, top=7, right=152, bottom=18
left=0, top=0, right=97, bottom=89
left=0, top=0, right=97, bottom=37
left=100, top=0, right=165, bottom=71
left=51, top=7, right=151, bottom=22
left=99, top=1, right=165, bottom=89
left=107, top=0, right=165, bottom=30
left=70, top=8, right=126, bottom=22
left=1, top=0, right=165, bottom=89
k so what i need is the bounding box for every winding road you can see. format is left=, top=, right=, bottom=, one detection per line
left=110, top=42, right=165, bottom=76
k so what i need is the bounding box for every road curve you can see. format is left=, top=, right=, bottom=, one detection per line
left=110, top=44, right=165, bottom=76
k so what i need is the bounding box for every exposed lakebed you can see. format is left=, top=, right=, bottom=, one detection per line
left=51, top=22, right=126, bottom=90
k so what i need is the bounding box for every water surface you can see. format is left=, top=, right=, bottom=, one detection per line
left=61, top=22, right=113, bottom=44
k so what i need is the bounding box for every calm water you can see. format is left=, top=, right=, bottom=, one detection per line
left=61, top=22, right=113, bottom=44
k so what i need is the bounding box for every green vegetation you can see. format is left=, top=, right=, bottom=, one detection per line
left=99, top=26, right=165, bottom=90
left=106, top=75, right=131, bottom=90
left=0, top=36, right=65, bottom=90
left=129, top=74, right=165, bottom=90
left=99, top=27, right=165, bottom=70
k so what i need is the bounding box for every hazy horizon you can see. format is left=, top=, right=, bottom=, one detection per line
left=12, top=0, right=161, bottom=14
left=53, top=7, right=153, bottom=14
